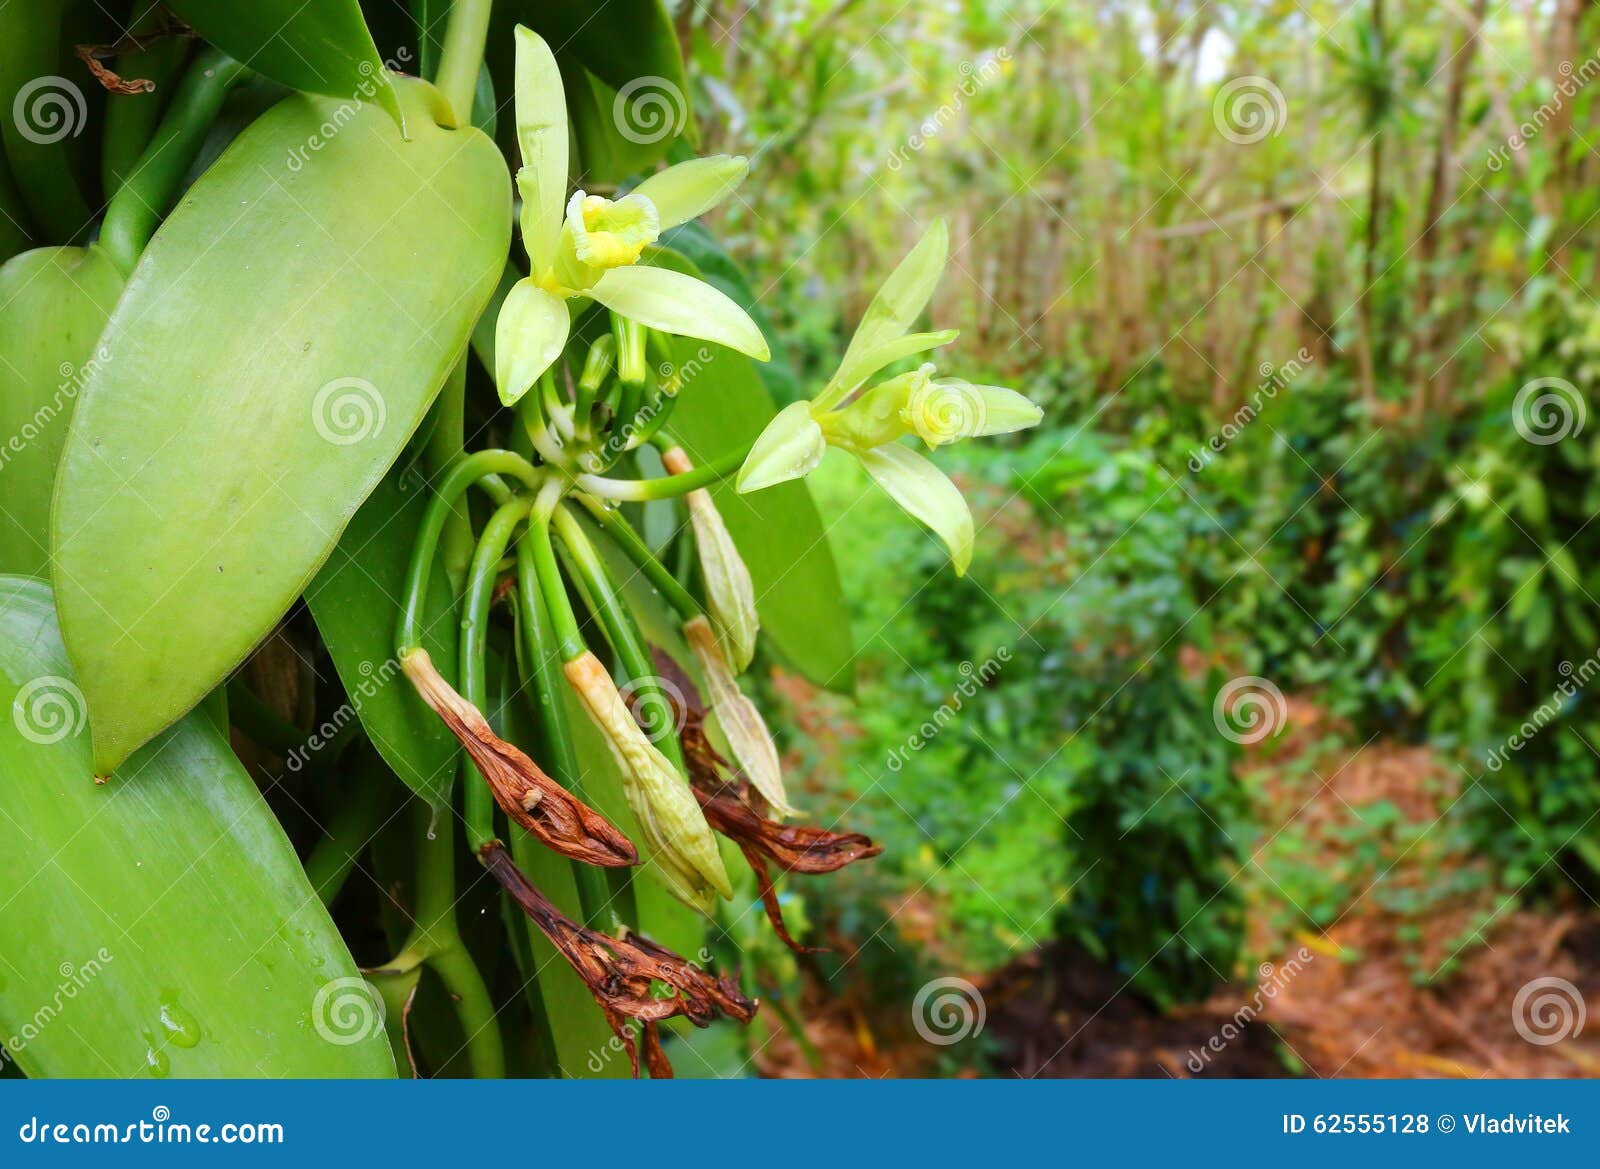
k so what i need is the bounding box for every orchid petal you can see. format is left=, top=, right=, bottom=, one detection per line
left=631, top=155, right=749, bottom=229
left=857, top=443, right=974, bottom=575
left=495, top=279, right=569, bottom=406
left=737, top=401, right=826, bottom=493
left=904, top=379, right=1045, bottom=445
left=513, top=26, right=568, bottom=272
left=589, top=265, right=769, bottom=361
left=820, top=220, right=949, bottom=407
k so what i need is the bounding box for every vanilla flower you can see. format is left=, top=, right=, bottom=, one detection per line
left=736, top=221, right=1042, bottom=575
left=496, top=27, right=769, bottom=407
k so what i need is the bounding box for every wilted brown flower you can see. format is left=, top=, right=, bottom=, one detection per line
left=479, top=841, right=755, bottom=1077
left=637, top=648, right=883, bottom=951
left=401, top=648, right=636, bottom=867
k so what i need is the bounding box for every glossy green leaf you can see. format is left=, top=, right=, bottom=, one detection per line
left=164, top=0, right=404, bottom=129
left=52, top=77, right=511, bottom=775
left=0, top=575, right=395, bottom=1078
left=0, top=245, right=124, bottom=578
left=0, top=0, right=93, bottom=240
left=305, top=470, right=460, bottom=810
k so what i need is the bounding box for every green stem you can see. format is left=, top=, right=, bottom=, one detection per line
left=575, top=493, right=701, bottom=621
left=428, top=359, right=474, bottom=589
left=576, top=445, right=748, bottom=502
left=429, top=944, right=504, bottom=1076
left=528, top=482, right=588, bottom=662
left=435, top=0, right=494, bottom=127
left=514, top=538, right=614, bottom=924
left=460, top=496, right=537, bottom=850
left=550, top=507, right=685, bottom=770
left=99, top=48, right=247, bottom=274
left=101, top=2, right=191, bottom=200
left=397, top=799, right=504, bottom=1078
left=397, top=450, right=544, bottom=654
left=302, top=762, right=387, bottom=907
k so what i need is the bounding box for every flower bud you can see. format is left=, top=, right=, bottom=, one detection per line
left=578, top=333, right=616, bottom=393
left=663, top=446, right=759, bottom=670
left=683, top=615, right=794, bottom=818
left=563, top=651, right=732, bottom=911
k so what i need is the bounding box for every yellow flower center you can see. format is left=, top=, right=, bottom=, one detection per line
left=568, top=192, right=660, bottom=270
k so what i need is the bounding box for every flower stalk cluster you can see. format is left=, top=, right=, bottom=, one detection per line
left=377, top=23, right=1041, bottom=1075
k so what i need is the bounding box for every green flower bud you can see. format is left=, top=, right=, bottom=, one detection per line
left=564, top=652, right=731, bottom=912
left=578, top=334, right=616, bottom=393
left=684, top=616, right=795, bottom=818
left=664, top=447, right=759, bottom=670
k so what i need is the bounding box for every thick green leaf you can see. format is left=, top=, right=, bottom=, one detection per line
left=164, top=0, right=403, bottom=129
left=52, top=77, right=510, bottom=775
left=0, top=575, right=394, bottom=1078
left=666, top=337, right=856, bottom=691
left=305, top=470, right=460, bottom=810
left=0, top=245, right=123, bottom=578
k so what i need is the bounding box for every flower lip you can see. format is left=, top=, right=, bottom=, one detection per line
left=566, top=190, right=660, bottom=270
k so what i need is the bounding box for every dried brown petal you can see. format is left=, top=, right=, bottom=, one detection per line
left=401, top=649, right=636, bottom=867
left=637, top=647, right=884, bottom=951
left=694, top=782, right=882, bottom=875
left=479, top=841, right=756, bottom=1077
